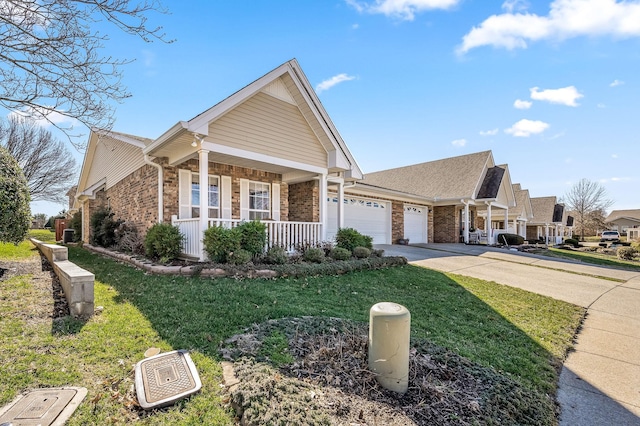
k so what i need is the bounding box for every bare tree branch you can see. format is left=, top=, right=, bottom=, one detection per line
left=564, top=178, right=614, bottom=241
left=0, top=115, right=78, bottom=202
left=0, top=0, right=172, bottom=147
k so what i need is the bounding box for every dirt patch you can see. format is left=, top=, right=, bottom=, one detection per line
left=221, top=317, right=557, bottom=426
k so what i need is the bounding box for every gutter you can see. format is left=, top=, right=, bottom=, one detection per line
left=144, top=155, right=164, bottom=222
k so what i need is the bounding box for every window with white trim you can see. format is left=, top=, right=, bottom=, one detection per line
left=249, top=181, right=270, bottom=220
left=191, top=173, right=219, bottom=218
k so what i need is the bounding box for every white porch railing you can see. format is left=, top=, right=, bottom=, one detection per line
left=171, top=216, right=322, bottom=259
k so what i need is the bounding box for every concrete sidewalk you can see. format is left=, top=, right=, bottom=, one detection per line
left=376, top=243, right=640, bottom=425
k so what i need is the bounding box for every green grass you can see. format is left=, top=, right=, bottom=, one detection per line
left=0, top=230, right=56, bottom=259
left=547, top=247, right=640, bottom=271
left=0, top=243, right=584, bottom=424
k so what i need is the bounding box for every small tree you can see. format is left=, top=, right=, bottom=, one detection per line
left=0, top=146, right=31, bottom=244
left=564, top=178, right=614, bottom=241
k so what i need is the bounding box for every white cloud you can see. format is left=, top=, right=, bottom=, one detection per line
left=479, top=128, right=499, bottom=136
left=458, top=0, right=640, bottom=54
left=9, top=107, right=78, bottom=128
left=514, top=99, right=532, bottom=109
left=315, top=73, right=357, bottom=93
left=352, top=23, right=360, bottom=29
left=612, top=153, right=618, bottom=158
left=600, top=176, right=632, bottom=183
left=346, top=0, right=460, bottom=20
left=597, top=103, right=607, bottom=108
left=451, top=138, right=467, bottom=147
left=530, top=86, right=583, bottom=106
left=504, top=119, right=549, bottom=137
left=502, top=0, right=529, bottom=13
left=610, top=79, right=625, bottom=87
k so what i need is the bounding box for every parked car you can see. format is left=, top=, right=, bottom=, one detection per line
left=600, top=231, right=621, bottom=242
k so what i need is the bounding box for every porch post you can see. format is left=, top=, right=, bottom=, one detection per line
left=504, top=207, right=508, bottom=231
left=337, top=180, right=345, bottom=229
left=463, top=201, right=469, bottom=244
left=198, top=149, right=209, bottom=260
left=545, top=224, right=549, bottom=245
left=486, top=202, right=492, bottom=244
left=319, top=173, right=328, bottom=241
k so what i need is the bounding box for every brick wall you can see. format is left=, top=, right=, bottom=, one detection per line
left=106, top=164, right=159, bottom=232
left=433, top=205, right=457, bottom=243
left=391, top=201, right=404, bottom=243
left=288, top=180, right=319, bottom=222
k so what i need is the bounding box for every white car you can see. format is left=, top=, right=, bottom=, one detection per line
left=600, top=231, right=620, bottom=242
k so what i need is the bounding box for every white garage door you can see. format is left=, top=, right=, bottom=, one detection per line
left=404, top=204, right=427, bottom=244
left=327, top=196, right=390, bottom=244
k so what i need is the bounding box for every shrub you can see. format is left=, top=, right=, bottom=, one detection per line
left=237, top=220, right=267, bottom=256
left=115, top=221, right=144, bottom=254
left=68, top=211, right=82, bottom=242
left=203, top=225, right=241, bottom=263
left=371, top=248, right=385, bottom=257
left=229, top=248, right=252, bottom=265
left=265, top=245, right=288, bottom=265
left=144, top=223, right=184, bottom=263
left=0, top=147, right=30, bottom=244
left=353, top=246, right=371, bottom=258
left=335, top=228, right=373, bottom=252
left=617, top=246, right=637, bottom=261
left=303, top=247, right=325, bottom=263
left=329, top=247, right=351, bottom=261
left=564, top=238, right=579, bottom=248
left=90, top=208, right=122, bottom=248
left=496, top=233, right=524, bottom=246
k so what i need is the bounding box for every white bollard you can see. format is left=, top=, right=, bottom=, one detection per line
left=368, top=302, right=411, bottom=393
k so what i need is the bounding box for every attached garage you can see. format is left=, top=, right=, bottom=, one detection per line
left=403, top=204, right=428, bottom=244
left=327, top=195, right=391, bottom=244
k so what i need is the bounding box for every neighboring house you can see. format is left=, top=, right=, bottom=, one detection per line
left=73, top=59, right=364, bottom=260
left=526, top=197, right=565, bottom=244
left=605, top=209, right=640, bottom=240
left=358, top=151, right=516, bottom=245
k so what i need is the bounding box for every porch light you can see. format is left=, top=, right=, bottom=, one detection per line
left=191, top=133, right=204, bottom=147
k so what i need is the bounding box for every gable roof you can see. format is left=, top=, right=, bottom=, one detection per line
left=512, top=183, right=533, bottom=220
left=605, top=209, right=640, bottom=223
left=477, top=166, right=505, bottom=199
left=362, top=151, right=494, bottom=201
left=529, top=196, right=560, bottom=224
left=143, top=59, right=363, bottom=180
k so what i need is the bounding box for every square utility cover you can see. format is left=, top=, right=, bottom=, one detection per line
left=0, top=387, right=87, bottom=426
left=135, top=350, right=201, bottom=410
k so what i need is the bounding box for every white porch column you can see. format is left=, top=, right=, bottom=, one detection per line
left=319, top=173, right=328, bottom=241
left=337, top=180, right=345, bottom=230
left=512, top=218, right=517, bottom=235
left=504, top=207, right=508, bottom=231
left=463, top=201, right=470, bottom=244
left=486, top=202, right=493, bottom=244
left=198, top=149, right=209, bottom=260
left=545, top=224, right=550, bottom=245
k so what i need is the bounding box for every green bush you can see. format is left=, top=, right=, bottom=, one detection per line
left=564, top=238, right=579, bottom=248
left=144, top=223, right=184, bottom=263
left=371, top=249, right=385, bottom=257
left=115, top=221, right=144, bottom=254
left=329, top=247, right=351, bottom=261
left=237, top=220, right=267, bottom=256
left=265, top=245, right=288, bottom=265
left=335, top=228, right=373, bottom=252
left=90, top=208, right=122, bottom=248
left=0, top=146, right=30, bottom=244
left=353, top=246, right=371, bottom=258
left=203, top=225, right=241, bottom=263
left=303, top=247, right=325, bottom=263
left=68, top=211, right=82, bottom=242
left=229, top=248, right=252, bottom=265
left=617, top=246, right=637, bottom=261
left=496, top=233, right=524, bottom=246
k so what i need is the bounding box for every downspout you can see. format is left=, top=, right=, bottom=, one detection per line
left=144, top=155, right=164, bottom=223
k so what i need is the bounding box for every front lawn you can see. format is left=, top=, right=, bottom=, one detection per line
left=546, top=247, right=640, bottom=271
left=0, top=242, right=584, bottom=425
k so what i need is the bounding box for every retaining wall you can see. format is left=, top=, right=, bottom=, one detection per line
left=30, top=239, right=94, bottom=318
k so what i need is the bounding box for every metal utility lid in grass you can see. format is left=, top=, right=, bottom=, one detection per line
left=0, top=387, right=87, bottom=426
left=134, top=350, right=202, bottom=410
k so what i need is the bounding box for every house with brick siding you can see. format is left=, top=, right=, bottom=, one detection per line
left=73, top=59, right=367, bottom=260
left=526, top=196, right=567, bottom=244
left=355, top=151, right=517, bottom=245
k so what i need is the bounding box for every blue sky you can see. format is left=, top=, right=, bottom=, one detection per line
left=27, top=0, right=639, bottom=217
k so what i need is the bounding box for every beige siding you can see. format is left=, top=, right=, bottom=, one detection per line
left=208, top=92, right=327, bottom=169
left=85, top=136, right=146, bottom=190
left=495, top=182, right=511, bottom=207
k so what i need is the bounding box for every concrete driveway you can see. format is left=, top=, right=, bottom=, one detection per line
left=376, top=243, right=640, bottom=426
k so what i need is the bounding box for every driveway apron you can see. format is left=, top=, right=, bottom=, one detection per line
left=377, top=243, right=640, bottom=425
